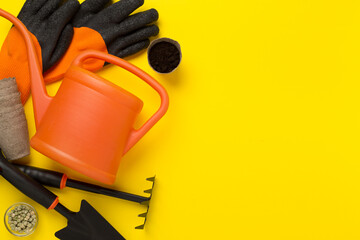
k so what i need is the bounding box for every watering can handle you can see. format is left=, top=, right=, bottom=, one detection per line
left=72, top=50, right=169, bottom=154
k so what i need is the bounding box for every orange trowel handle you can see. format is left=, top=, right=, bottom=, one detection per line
left=72, top=50, right=169, bottom=154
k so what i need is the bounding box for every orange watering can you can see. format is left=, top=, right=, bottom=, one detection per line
left=0, top=9, right=169, bottom=185
left=30, top=53, right=169, bottom=185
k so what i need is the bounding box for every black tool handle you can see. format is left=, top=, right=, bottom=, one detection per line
left=66, top=179, right=149, bottom=203
left=14, top=164, right=64, bottom=189
left=0, top=153, right=58, bottom=210
left=15, top=163, right=149, bottom=203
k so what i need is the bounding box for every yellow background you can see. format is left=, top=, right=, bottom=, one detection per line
left=0, top=0, right=360, bottom=239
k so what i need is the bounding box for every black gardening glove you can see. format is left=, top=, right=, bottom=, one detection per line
left=18, top=0, right=80, bottom=71
left=43, top=0, right=160, bottom=83
left=73, top=0, right=159, bottom=58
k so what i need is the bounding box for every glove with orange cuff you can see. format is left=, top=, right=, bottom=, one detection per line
left=0, top=0, right=80, bottom=103
left=44, top=0, right=160, bottom=84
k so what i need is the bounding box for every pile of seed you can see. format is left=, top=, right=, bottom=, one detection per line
left=7, top=205, right=37, bottom=234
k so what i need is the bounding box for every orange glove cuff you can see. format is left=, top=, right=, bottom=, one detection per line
left=0, top=27, right=42, bottom=104
left=44, top=27, right=108, bottom=84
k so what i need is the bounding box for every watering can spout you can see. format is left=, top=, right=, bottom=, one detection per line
left=0, top=8, right=52, bottom=127
left=30, top=81, right=52, bottom=128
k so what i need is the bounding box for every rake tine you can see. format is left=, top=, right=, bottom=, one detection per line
left=135, top=224, right=145, bottom=230
left=147, top=176, right=155, bottom=182
left=138, top=212, right=148, bottom=218
left=144, top=189, right=153, bottom=194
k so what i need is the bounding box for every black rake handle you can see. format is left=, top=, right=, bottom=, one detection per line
left=15, top=163, right=149, bottom=203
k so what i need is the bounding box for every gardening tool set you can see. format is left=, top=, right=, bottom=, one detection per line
left=0, top=0, right=177, bottom=238
left=15, top=163, right=156, bottom=229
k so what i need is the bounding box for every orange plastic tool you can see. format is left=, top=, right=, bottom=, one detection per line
left=30, top=52, right=169, bottom=185
left=0, top=8, right=169, bottom=185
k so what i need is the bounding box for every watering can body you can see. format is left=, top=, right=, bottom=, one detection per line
left=30, top=51, right=169, bottom=184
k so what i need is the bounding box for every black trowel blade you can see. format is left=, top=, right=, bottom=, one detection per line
left=55, top=200, right=125, bottom=240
